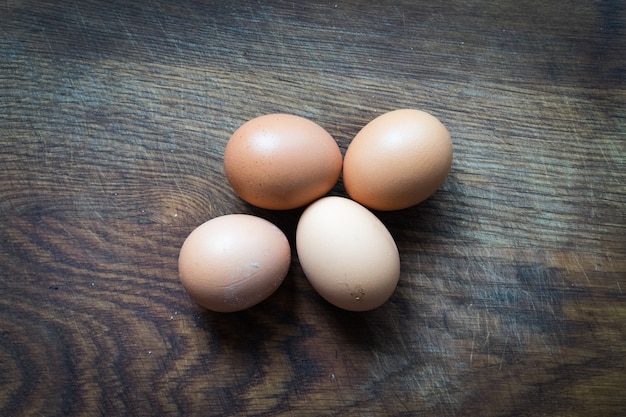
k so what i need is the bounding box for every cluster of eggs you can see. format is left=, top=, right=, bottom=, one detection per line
left=178, top=109, right=453, bottom=313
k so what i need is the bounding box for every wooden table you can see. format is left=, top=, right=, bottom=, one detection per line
left=2, top=1, right=625, bottom=415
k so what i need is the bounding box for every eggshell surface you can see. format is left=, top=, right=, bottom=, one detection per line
left=224, top=114, right=342, bottom=210
left=343, top=109, right=453, bottom=211
left=296, top=196, right=400, bottom=311
left=178, top=214, right=291, bottom=313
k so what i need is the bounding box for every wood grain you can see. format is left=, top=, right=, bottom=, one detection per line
left=1, top=0, right=625, bottom=416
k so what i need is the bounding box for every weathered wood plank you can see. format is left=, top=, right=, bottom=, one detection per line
left=1, top=0, right=624, bottom=415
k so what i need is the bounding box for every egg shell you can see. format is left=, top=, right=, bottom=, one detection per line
left=296, top=196, right=400, bottom=311
left=343, top=109, right=453, bottom=211
left=178, top=214, right=291, bottom=313
left=224, top=114, right=342, bottom=210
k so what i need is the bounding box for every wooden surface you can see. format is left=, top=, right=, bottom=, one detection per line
left=1, top=0, right=625, bottom=416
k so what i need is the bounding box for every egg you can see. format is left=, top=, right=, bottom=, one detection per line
left=343, top=109, right=453, bottom=211
left=224, top=114, right=342, bottom=210
left=178, top=214, right=291, bottom=313
left=296, top=196, right=400, bottom=311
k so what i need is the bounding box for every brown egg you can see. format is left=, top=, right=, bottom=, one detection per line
left=296, top=196, right=400, bottom=311
left=178, top=214, right=291, bottom=313
left=343, top=109, right=453, bottom=211
left=224, top=114, right=342, bottom=210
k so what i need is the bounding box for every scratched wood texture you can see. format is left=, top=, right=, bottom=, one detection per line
left=1, top=0, right=625, bottom=416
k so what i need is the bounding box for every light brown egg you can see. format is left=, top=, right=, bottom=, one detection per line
left=343, top=109, right=453, bottom=211
left=224, top=114, right=342, bottom=210
left=178, top=214, right=291, bottom=313
left=296, top=196, right=400, bottom=311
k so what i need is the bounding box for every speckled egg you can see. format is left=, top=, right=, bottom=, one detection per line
left=224, top=114, right=342, bottom=210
